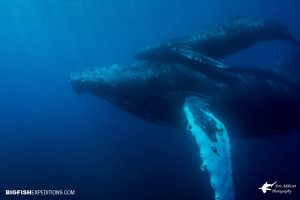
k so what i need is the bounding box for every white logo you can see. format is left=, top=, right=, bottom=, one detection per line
left=258, top=181, right=296, bottom=195
left=258, top=181, right=277, bottom=193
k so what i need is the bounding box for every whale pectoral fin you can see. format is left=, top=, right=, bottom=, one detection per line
left=183, top=96, right=235, bottom=200
left=174, top=48, right=228, bottom=71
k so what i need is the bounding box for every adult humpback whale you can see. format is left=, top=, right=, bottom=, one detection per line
left=69, top=19, right=300, bottom=200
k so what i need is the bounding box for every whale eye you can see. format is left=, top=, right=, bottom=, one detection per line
left=200, top=164, right=207, bottom=171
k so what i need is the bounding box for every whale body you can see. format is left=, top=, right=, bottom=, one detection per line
left=135, top=19, right=300, bottom=68
left=69, top=19, right=300, bottom=200
left=70, top=60, right=300, bottom=200
left=70, top=61, right=300, bottom=137
left=70, top=19, right=300, bottom=136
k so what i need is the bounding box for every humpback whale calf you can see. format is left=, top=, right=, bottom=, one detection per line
left=135, top=19, right=300, bottom=69
left=69, top=19, right=300, bottom=200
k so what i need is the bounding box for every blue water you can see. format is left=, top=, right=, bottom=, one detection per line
left=0, top=0, right=299, bottom=199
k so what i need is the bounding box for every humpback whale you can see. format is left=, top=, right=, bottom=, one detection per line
left=69, top=19, right=300, bottom=200
left=70, top=61, right=300, bottom=136
left=135, top=19, right=300, bottom=68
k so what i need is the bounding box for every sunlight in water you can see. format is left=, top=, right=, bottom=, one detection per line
left=184, top=98, right=235, bottom=200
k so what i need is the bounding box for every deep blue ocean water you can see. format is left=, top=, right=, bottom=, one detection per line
left=0, top=0, right=299, bottom=199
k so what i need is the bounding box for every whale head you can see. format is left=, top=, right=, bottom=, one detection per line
left=69, top=64, right=150, bottom=100
left=135, top=42, right=181, bottom=63
left=70, top=64, right=161, bottom=119
left=69, top=62, right=207, bottom=126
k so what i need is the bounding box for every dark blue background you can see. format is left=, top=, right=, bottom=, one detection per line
left=0, top=0, right=299, bottom=199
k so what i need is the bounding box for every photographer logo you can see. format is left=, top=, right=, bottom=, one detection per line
left=258, top=181, right=296, bottom=195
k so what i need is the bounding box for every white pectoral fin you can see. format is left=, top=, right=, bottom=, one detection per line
left=183, top=96, right=235, bottom=200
